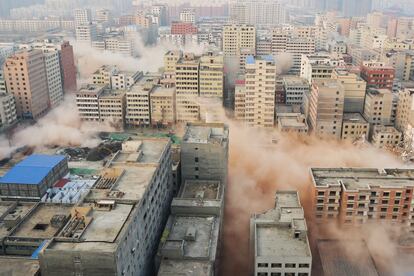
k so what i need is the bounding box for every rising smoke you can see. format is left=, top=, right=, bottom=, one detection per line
left=219, top=119, right=412, bottom=275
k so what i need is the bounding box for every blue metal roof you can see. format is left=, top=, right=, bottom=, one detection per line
left=263, top=55, right=274, bottom=62
left=0, top=154, right=66, bottom=185
left=246, top=55, right=255, bottom=65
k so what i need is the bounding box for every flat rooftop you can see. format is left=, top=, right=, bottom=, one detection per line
left=11, top=204, right=72, bottom=239
left=283, top=76, right=309, bottom=86
left=77, top=84, right=106, bottom=96
left=278, top=115, right=308, bottom=129
left=372, top=125, right=401, bottom=135
left=164, top=216, right=217, bottom=259
left=158, top=260, right=211, bottom=276
left=151, top=85, right=175, bottom=97
left=311, top=168, right=414, bottom=190
left=318, top=240, right=379, bottom=276
left=0, top=257, right=40, bottom=276
left=256, top=225, right=310, bottom=257
left=183, top=123, right=228, bottom=145
left=0, top=202, right=36, bottom=238
left=180, top=180, right=221, bottom=200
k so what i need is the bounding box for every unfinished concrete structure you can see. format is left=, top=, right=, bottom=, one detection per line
left=181, top=123, right=229, bottom=185
left=156, top=180, right=224, bottom=275
left=251, top=191, right=312, bottom=276
left=311, top=168, right=414, bottom=229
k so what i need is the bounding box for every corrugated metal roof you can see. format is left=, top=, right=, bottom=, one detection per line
left=0, top=154, right=66, bottom=185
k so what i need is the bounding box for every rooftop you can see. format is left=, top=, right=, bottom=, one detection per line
left=183, top=123, right=228, bottom=145
left=0, top=257, right=40, bottom=276
left=151, top=85, right=175, bottom=97
left=246, top=55, right=274, bottom=65
left=278, top=114, right=308, bottom=130
left=311, top=168, right=414, bottom=191
left=0, top=154, right=66, bottom=185
left=77, top=84, right=107, bottom=96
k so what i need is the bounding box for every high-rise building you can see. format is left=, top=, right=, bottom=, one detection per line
left=74, top=8, right=92, bottom=26
left=75, top=24, right=97, bottom=45
left=150, top=85, right=176, bottom=126
left=199, top=52, right=224, bottom=98
left=311, top=167, right=414, bottom=229
left=222, top=24, right=256, bottom=70
left=251, top=191, right=312, bottom=276
left=3, top=50, right=49, bottom=119
left=230, top=0, right=286, bottom=27
left=175, top=53, right=200, bottom=123
left=58, top=41, right=77, bottom=93
left=244, top=56, right=277, bottom=128
left=179, top=8, right=196, bottom=24
left=180, top=123, right=229, bottom=184
left=332, top=69, right=367, bottom=113
left=342, top=0, right=372, bottom=17
left=300, top=53, right=344, bottom=84
left=363, top=88, right=394, bottom=128
left=308, top=80, right=345, bottom=138
left=361, top=61, right=395, bottom=90
left=0, top=93, right=17, bottom=130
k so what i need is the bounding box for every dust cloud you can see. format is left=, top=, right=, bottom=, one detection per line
left=219, top=121, right=408, bottom=275
left=0, top=95, right=115, bottom=160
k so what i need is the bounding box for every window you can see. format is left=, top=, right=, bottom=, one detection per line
left=258, top=263, right=268, bottom=268
left=271, top=263, right=282, bottom=268
left=318, top=191, right=325, bottom=196
left=195, top=157, right=199, bottom=162
left=298, top=274, right=309, bottom=276
left=271, top=273, right=281, bottom=276
left=257, top=273, right=267, bottom=276
left=299, top=263, right=310, bottom=268
left=285, top=263, right=296, bottom=268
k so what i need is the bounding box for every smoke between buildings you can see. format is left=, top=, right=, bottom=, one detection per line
left=0, top=95, right=115, bottom=160
left=219, top=120, right=412, bottom=276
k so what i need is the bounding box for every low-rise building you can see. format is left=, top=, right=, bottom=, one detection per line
left=341, top=113, right=370, bottom=141
left=311, top=168, right=414, bottom=229
left=251, top=191, right=312, bottom=276
left=277, top=113, right=309, bottom=134
left=371, top=125, right=402, bottom=149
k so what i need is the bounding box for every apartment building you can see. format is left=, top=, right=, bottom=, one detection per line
left=0, top=19, right=75, bottom=33
left=57, top=41, right=77, bottom=93
left=30, top=44, right=64, bottom=108
left=0, top=93, right=17, bottom=130
left=371, top=125, right=402, bottom=149
left=311, top=168, right=414, bottom=229
left=3, top=49, right=49, bottom=119
left=360, top=61, right=395, bottom=90
left=380, top=50, right=413, bottom=82
left=283, top=77, right=309, bottom=106
left=277, top=113, right=309, bottom=134
left=126, top=75, right=160, bottom=127
left=229, top=0, right=286, bottom=27
left=199, top=52, right=224, bottom=98
left=308, top=80, right=345, bottom=139
left=179, top=9, right=196, bottom=24
left=363, top=89, right=394, bottom=128
left=395, top=88, right=414, bottom=151
left=222, top=24, right=256, bottom=70
left=300, top=53, right=344, bottom=84
left=181, top=123, right=229, bottom=185
left=332, top=69, right=367, bottom=113
left=74, top=8, right=92, bottom=26
left=93, top=65, right=117, bottom=87
left=234, top=77, right=246, bottom=120
left=251, top=191, right=312, bottom=276
left=75, top=84, right=125, bottom=125
left=75, top=23, right=97, bottom=44
left=341, top=113, right=370, bottom=141
left=93, top=37, right=135, bottom=57
left=150, top=85, right=176, bottom=126
left=175, top=53, right=200, bottom=123
left=347, top=45, right=379, bottom=66
left=162, top=50, right=182, bottom=87
left=244, top=56, right=277, bottom=128
left=272, top=28, right=316, bottom=73
left=111, top=71, right=142, bottom=90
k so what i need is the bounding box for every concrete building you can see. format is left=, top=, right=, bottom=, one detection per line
left=0, top=19, right=75, bottom=33
left=341, top=113, right=370, bottom=141
left=39, top=137, right=175, bottom=276
left=234, top=77, right=246, bottom=121
left=175, top=53, right=200, bottom=123
left=0, top=93, right=17, bottom=130
left=150, top=86, right=176, bottom=126
left=179, top=9, right=196, bottom=24
left=56, top=41, right=77, bottom=93
left=3, top=49, right=49, bottom=119
left=126, top=75, right=160, bottom=127
left=74, top=8, right=92, bottom=26
left=371, top=125, right=402, bottom=148
left=93, top=37, right=135, bottom=57
left=380, top=50, right=413, bottom=82
left=363, top=89, right=394, bottom=128
left=230, top=0, right=286, bottom=27
left=157, top=180, right=224, bottom=275
left=283, top=77, right=309, bottom=106
left=93, top=65, right=118, bottom=87
left=76, top=24, right=97, bottom=45
left=251, top=191, right=312, bottom=276
left=308, top=80, right=345, bottom=139
left=222, top=25, right=256, bottom=70
left=300, top=53, right=344, bottom=84
left=311, top=167, right=414, bottom=229
left=332, top=69, right=367, bottom=114
left=162, top=50, right=182, bottom=87
left=243, top=56, right=277, bottom=128
left=348, top=46, right=379, bottom=66
left=272, top=28, right=316, bottom=74
left=395, top=88, right=414, bottom=151
left=199, top=53, right=224, bottom=98
left=277, top=113, right=309, bottom=134
left=75, top=84, right=126, bottom=125
left=181, top=123, right=229, bottom=185
left=360, top=61, right=395, bottom=90
left=111, top=70, right=142, bottom=90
